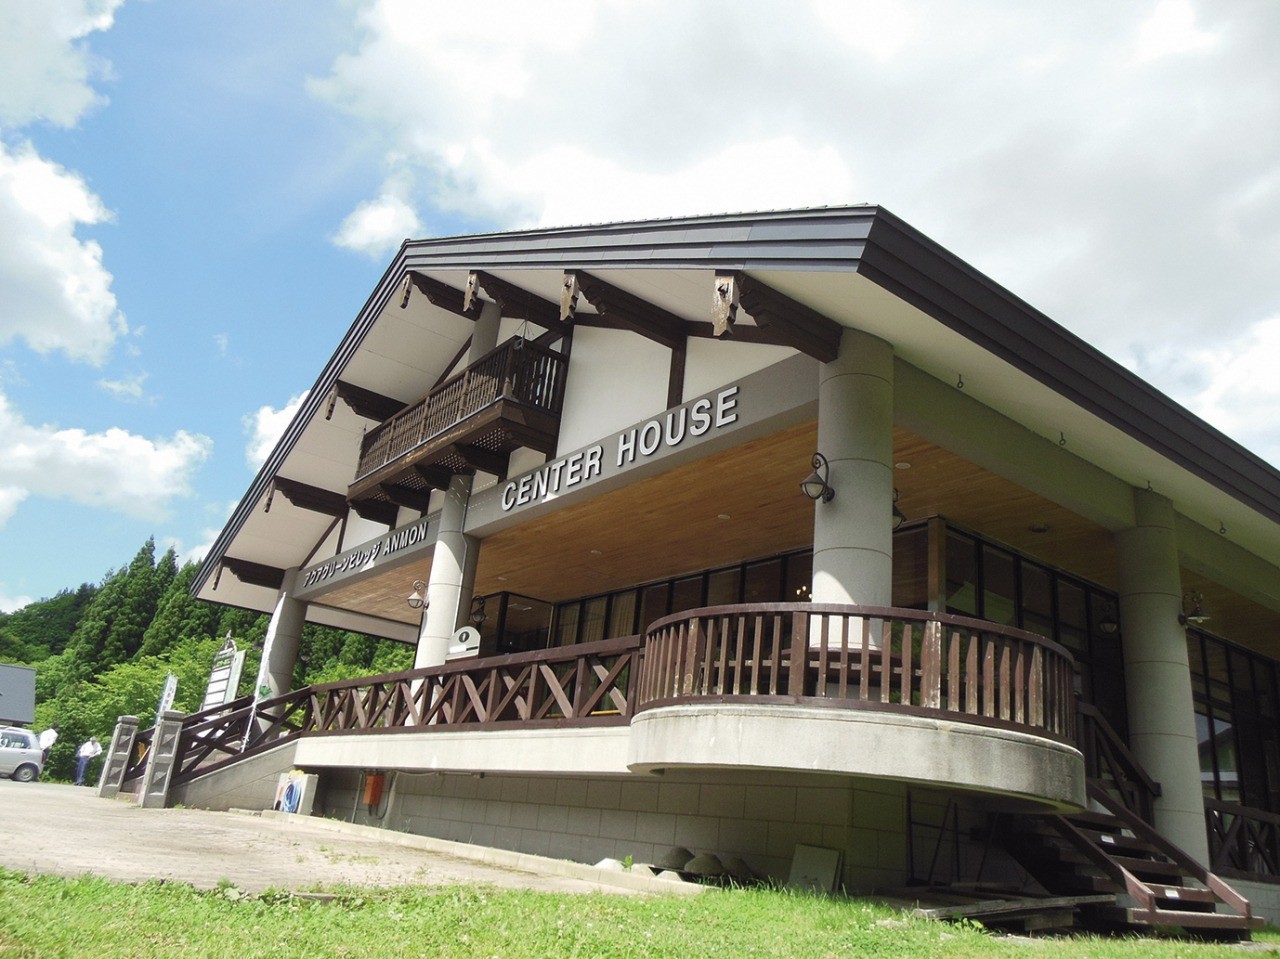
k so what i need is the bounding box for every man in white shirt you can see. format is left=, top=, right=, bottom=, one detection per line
left=38, top=725, right=58, bottom=763
left=74, top=736, right=102, bottom=785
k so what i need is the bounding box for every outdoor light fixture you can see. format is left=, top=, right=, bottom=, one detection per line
left=1097, top=602, right=1119, bottom=635
left=470, top=595, right=487, bottom=626
left=801, top=453, right=835, bottom=503
left=892, top=488, right=907, bottom=531
left=1179, top=591, right=1210, bottom=627
left=406, top=580, right=428, bottom=610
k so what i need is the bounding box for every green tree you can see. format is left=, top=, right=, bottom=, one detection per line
left=66, top=538, right=177, bottom=674
left=0, top=584, right=96, bottom=664
left=138, top=563, right=222, bottom=658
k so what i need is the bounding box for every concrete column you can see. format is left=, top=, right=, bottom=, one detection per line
left=1116, top=488, right=1209, bottom=863
left=253, top=567, right=306, bottom=701
left=415, top=474, right=479, bottom=668
left=811, top=328, right=895, bottom=606
left=469, top=300, right=501, bottom=362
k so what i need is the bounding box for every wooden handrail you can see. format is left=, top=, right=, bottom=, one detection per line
left=1076, top=701, right=1161, bottom=822
left=639, top=603, right=1077, bottom=742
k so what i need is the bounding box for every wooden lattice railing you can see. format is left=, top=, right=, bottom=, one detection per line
left=355, top=337, right=568, bottom=481
left=1207, top=797, right=1280, bottom=880
left=638, top=603, right=1077, bottom=742
left=123, top=636, right=641, bottom=788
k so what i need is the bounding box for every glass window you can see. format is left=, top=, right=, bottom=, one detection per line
left=785, top=552, right=813, bottom=603
left=982, top=546, right=1017, bottom=626
left=579, top=596, right=608, bottom=645
left=706, top=567, right=741, bottom=607
left=607, top=590, right=638, bottom=638
left=945, top=532, right=977, bottom=615
left=554, top=602, right=580, bottom=647
left=1020, top=564, right=1053, bottom=639
left=892, top=526, right=929, bottom=610
left=670, top=576, right=704, bottom=615
left=638, top=584, right=670, bottom=633
left=743, top=559, right=782, bottom=604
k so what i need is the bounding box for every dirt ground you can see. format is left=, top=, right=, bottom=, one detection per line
left=0, top=780, right=633, bottom=895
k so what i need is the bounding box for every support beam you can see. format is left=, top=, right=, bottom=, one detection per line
left=471, top=271, right=566, bottom=335
left=348, top=498, right=399, bottom=527
left=328, top=380, right=405, bottom=422
left=378, top=483, right=434, bottom=513
left=571, top=270, right=686, bottom=350
left=403, top=272, right=481, bottom=319
left=732, top=272, right=843, bottom=362
left=414, top=464, right=456, bottom=490
left=444, top=443, right=510, bottom=478
left=668, top=337, right=686, bottom=408
left=219, top=557, right=286, bottom=591
left=267, top=477, right=347, bottom=518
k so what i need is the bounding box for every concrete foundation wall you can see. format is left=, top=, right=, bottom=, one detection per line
left=1225, top=877, right=1280, bottom=927
left=315, top=768, right=909, bottom=893
left=169, top=741, right=298, bottom=812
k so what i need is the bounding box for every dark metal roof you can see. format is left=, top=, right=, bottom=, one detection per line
left=193, top=205, right=1280, bottom=598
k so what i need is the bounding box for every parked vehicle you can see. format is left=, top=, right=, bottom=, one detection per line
left=0, top=725, right=43, bottom=782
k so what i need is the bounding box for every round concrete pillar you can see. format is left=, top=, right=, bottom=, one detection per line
left=414, top=474, right=479, bottom=669
left=811, top=328, right=895, bottom=606
left=1116, top=488, right=1209, bottom=863
left=254, top=567, right=305, bottom=700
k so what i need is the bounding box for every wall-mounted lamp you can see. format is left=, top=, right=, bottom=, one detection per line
left=1179, top=591, right=1209, bottom=627
left=407, top=580, right=428, bottom=611
left=892, top=488, right=907, bottom=531
left=1097, top=601, right=1119, bottom=635
left=800, top=453, right=835, bottom=503
left=469, top=595, right=487, bottom=626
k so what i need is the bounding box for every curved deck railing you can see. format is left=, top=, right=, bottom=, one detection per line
left=638, top=603, right=1077, bottom=743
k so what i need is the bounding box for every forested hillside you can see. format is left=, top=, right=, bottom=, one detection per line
left=0, top=537, right=411, bottom=781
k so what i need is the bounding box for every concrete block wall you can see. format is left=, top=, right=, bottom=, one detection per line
left=317, top=768, right=909, bottom=893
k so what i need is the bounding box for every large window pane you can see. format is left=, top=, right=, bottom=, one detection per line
left=638, top=584, right=670, bottom=633
left=743, top=559, right=782, bottom=604
left=707, top=567, right=741, bottom=607
left=579, top=596, right=608, bottom=645
left=892, top=526, right=929, bottom=609
left=670, top=576, right=704, bottom=615
left=784, top=552, right=813, bottom=603
left=982, top=546, right=1017, bottom=626
left=945, top=532, right=977, bottom=615
left=607, top=590, right=638, bottom=638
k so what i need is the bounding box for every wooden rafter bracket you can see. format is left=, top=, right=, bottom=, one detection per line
left=444, top=442, right=510, bottom=479
left=732, top=272, right=843, bottom=363
left=569, top=270, right=686, bottom=350
left=326, top=380, right=405, bottom=422
left=219, top=557, right=286, bottom=591
left=471, top=270, right=566, bottom=334
left=348, top=498, right=400, bottom=527
left=402, top=271, right=481, bottom=319
left=413, top=464, right=456, bottom=490
left=378, top=483, right=433, bottom=513
left=267, top=477, right=347, bottom=518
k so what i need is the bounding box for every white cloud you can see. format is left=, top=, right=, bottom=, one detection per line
left=0, top=486, right=30, bottom=527
left=0, top=590, right=34, bottom=614
left=314, top=0, right=1280, bottom=462
left=0, top=0, right=124, bottom=128
left=332, top=190, right=422, bottom=257
left=1135, top=0, right=1218, bottom=62
left=0, top=390, right=211, bottom=524
left=97, top=371, right=148, bottom=401
left=0, top=138, right=127, bottom=365
left=244, top=391, right=309, bottom=469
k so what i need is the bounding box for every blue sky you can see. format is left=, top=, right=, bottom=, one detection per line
left=2, top=0, right=1278, bottom=611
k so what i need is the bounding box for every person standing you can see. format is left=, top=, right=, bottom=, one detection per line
left=74, top=736, right=102, bottom=786
left=38, top=725, right=58, bottom=763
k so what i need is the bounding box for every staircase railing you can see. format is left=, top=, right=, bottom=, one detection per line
left=1076, top=702, right=1161, bottom=823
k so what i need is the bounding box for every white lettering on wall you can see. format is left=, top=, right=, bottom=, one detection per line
left=502, top=385, right=741, bottom=513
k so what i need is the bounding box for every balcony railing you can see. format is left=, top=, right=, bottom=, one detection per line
left=638, top=603, right=1078, bottom=742
left=120, top=605, right=1079, bottom=793
left=354, top=337, right=568, bottom=483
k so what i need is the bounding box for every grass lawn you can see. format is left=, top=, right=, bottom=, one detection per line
left=0, top=868, right=1276, bottom=959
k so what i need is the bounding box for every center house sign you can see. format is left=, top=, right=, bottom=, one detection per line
left=500, top=385, right=740, bottom=513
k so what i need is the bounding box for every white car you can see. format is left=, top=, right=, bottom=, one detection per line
left=0, top=725, right=43, bottom=782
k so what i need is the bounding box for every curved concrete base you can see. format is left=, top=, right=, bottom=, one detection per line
left=629, top=703, right=1085, bottom=812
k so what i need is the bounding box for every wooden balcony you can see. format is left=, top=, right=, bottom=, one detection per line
left=349, top=337, right=568, bottom=502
